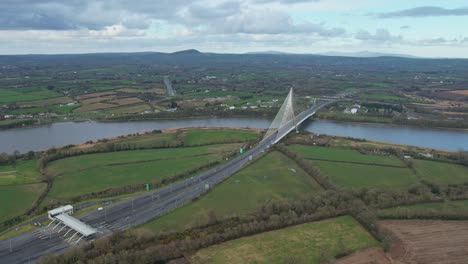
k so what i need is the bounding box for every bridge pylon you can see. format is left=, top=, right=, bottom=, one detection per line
left=262, top=88, right=297, bottom=142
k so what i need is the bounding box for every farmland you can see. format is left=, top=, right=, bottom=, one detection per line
left=448, top=90, right=468, bottom=96
left=412, top=159, right=468, bottom=185
left=287, top=145, right=418, bottom=190
left=287, top=145, right=405, bottom=167
left=0, top=127, right=260, bottom=228
left=190, top=216, right=379, bottom=264
left=286, top=143, right=468, bottom=190
left=142, top=151, right=321, bottom=232
left=378, top=200, right=468, bottom=219
left=181, top=128, right=261, bottom=145
left=1, top=52, right=467, bottom=130
left=380, top=220, right=468, bottom=263
left=0, top=183, right=46, bottom=223
left=311, top=160, right=417, bottom=190
left=0, top=89, right=61, bottom=104
left=0, top=159, right=40, bottom=185
left=1, top=51, right=468, bottom=263
left=44, top=143, right=241, bottom=201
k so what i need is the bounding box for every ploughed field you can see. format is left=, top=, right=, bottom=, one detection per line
left=380, top=220, right=468, bottom=264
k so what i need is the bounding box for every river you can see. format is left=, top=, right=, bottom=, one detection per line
left=0, top=118, right=467, bottom=154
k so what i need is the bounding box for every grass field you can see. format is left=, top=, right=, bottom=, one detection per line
left=359, top=93, right=404, bottom=101
left=0, top=183, right=46, bottom=222
left=17, top=96, right=73, bottom=107
left=412, top=160, right=468, bottom=185
left=0, top=160, right=40, bottom=185
left=288, top=145, right=405, bottom=167
left=45, top=144, right=240, bottom=200
left=113, top=132, right=178, bottom=148
left=182, top=128, right=260, bottom=146
left=107, top=97, right=142, bottom=106
left=73, top=102, right=115, bottom=112
left=318, top=111, right=394, bottom=123
left=9, top=104, right=79, bottom=115
left=0, top=89, right=61, bottom=103
left=288, top=145, right=418, bottom=190
left=378, top=200, right=468, bottom=217
left=190, top=215, right=380, bottom=264
left=142, top=151, right=321, bottom=232
left=107, top=103, right=151, bottom=114
left=313, top=160, right=418, bottom=190
left=46, top=144, right=238, bottom=176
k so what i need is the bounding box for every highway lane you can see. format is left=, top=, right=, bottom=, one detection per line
left=163, top=76, right=175, bottom=96
left=0, top=100, right=335, bottom=263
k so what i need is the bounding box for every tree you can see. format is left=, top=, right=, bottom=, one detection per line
left=169, top=101, right=178, bottom=108
left=27, top=151, right=35, bottom=159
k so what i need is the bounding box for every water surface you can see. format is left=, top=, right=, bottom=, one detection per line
left=1, top=118, right=467, bottom=154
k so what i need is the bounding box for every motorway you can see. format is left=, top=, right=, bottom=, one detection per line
left=163, top=76, right=175, bottom=96
left=0, top=99, right=335, bottom=264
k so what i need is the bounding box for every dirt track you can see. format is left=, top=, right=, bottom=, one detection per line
left=380, top=220, right=468, bottom=264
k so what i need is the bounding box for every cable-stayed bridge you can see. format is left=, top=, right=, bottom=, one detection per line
left=0, top=89, right=340, bottom=263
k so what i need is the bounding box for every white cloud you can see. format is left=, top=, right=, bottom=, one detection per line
left=355, top=29, right=402, bottom=43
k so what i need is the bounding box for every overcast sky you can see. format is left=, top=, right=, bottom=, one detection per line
left=1, top=0, right=467, bottom=57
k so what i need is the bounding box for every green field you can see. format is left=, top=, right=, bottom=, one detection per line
left=0, top=160, right=40, bottom=185
left=288, top=145, right=405, bottom=167
left=0, top=89, right=61, bottom=103
left=359, top=93, right=404, bottom=101
left=380, top=200, right=468, bottom=214
left=46, top=144, right=240, bottom=200
left=46, top=144, right=238, bottom=176
left=143, top=151, right=321, bottom=232
left=413, top=159, right=468, bottom=185
left=0, top=183, right=46, bottom=222
left=190, top=216, right=379, bottom=264
left=288, top=145, right=418, bottom=189
left=378, top=200, right=468, bottom=219
left=313, top=160, right=418, bottom=190
left=9, top=104, right=79, bottom=115
left=182, top=128, right=260, bottom=146
left=113, top=132, right=178, bottom=148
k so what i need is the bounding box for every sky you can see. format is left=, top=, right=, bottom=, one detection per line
left=0, top=0, right=467, bottom=57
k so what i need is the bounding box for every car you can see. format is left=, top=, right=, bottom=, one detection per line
left=97, top=207, right=103, bottom=211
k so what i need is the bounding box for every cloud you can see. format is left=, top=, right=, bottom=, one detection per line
left=187, top=1, right=241, bottom=20
left=0, top=0, right=337, bottom=37
left=377, top=6, right=468, bottom=18
left=253, top=0, right=320, bottom=3
left=185, top=6, right=346, bottom=36
left=0, top=0, right=191, bottom=30
left=355, top=29, right=402, bottom=42
left=416, top=37, right=468, bottom=46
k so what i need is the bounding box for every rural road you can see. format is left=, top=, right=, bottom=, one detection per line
left=0, top=99, right=336, bottom=264
left=163, top=76, right=175, bottom=96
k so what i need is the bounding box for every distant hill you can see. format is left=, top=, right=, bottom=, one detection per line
left=245, top=50, right=419, bottom=58
left=245, top=50, right=292, bottom=55
left=319, top=51, right=419, bottom=58
left=171, top=49, right=202, bottom=55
